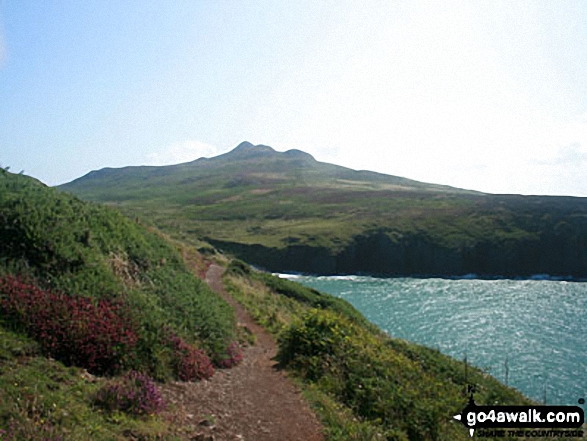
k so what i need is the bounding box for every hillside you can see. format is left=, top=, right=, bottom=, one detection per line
left=60, top=142, right=587, bottom=278
left=0, top=169, right=573, bottom=440
left=0, top=169, right=241, bottom=438
left=220, top=259, right=563, bottom=440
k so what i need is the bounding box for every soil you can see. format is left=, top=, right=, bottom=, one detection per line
left=160, top=264, right=325, bottom=441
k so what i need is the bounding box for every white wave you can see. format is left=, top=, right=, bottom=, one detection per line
left=275, top=273, right=302, bottom=279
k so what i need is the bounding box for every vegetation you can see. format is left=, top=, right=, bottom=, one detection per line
left=0, top=170, right=241, bottom=438
left=95, top=371, right=166, bottom=417
left=0, top=170, right=238, bottom=377
left=163, top=328, right=215, bottom=381
left=0, top=327, right=173, bottom=440
left=1, top=164, right=577, bottom=439
left=59, top=141, right=587, bottom=278
left=0, top=275, right=138, bottom=375
left=226, top=259, right=371, bottom=328
left=224, top=259, right=564, bottom=441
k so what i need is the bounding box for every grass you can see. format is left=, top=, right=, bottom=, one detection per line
left=0, top=169, right=242, bottom=438
left=0, top=326, right=176, bottom=440
left=223, top=259, right=568, bottom=441
left=58, top=143, right=587, bottom=278
left=0, top=170, right=238, bottom=379
left=224, top=269, right=307, bottom=336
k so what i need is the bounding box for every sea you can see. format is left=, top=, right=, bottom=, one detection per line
left=280, top=274, right=587, bottom=407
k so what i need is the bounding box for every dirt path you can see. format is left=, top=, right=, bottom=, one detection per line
left=161, top=264, right=324, bottom=441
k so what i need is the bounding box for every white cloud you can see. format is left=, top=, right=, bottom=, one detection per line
left=238, top=1, right=587, bottom=197
left=555, top=113, right=587, bottom=155
left=145, top=140, right=225, bottom=166
left=448, top=113, right=587, bottom=196
left=543, top=143, right=587, bottom=166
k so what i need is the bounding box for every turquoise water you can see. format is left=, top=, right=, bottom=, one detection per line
left=285, top=275, right=587, bottom=407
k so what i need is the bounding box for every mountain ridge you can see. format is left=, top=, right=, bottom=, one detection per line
left=61, top=141, right=476, bottom=198
left=58, top=142, right=587, bottom=278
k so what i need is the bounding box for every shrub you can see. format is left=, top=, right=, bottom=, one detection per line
left=226, top=259, right=251, bottom=277
left=255, top=272, right=371, bottom=328
left=215, top=341, right=244, bottom=368
left=165, top=330, right=215, bottom=381
left=278, top=309, right=442, bottom=440
left=278, top=309, right=350, bottom=378
left=95, top=371, right=165, bottom=416
left=0, top=275, right=137, bottom=374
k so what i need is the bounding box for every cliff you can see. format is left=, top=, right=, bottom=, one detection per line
left=59, top=142, right=587, bottom=278
left=207, top=226, right=587, bottom=278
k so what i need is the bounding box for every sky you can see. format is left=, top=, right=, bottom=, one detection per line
left=1, top=1, right=587, bottom=196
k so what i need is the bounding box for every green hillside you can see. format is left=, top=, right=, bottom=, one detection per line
left=0, top=168, right=573, bottom=440
left=222, top=260, right=561, bottom=441
left=0, top=169, right=239, bottom=438
left=60, top=142, right=587, bottom=278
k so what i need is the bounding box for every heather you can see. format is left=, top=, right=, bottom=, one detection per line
left=215, top=341, right=244, bottom=369
left=0, top=170, right=237, bottom=379
left=95, top=371, right=166, bottom=416
left=165, top=329, right=215, bottom=381
left=0, top=275, right=137, bottom=375
left=0, top=170, right=240, bottom=437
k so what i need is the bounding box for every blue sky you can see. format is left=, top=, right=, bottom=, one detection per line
left=1, top=1, right=587, bottom=195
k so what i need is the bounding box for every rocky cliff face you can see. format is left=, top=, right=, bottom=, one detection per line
left=208, top=226, right=587, bottom=278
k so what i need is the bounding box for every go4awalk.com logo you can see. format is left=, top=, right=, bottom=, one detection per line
left=453, top=395, right=585, bottom=438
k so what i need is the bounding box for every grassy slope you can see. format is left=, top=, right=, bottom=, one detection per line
left=1, top=168, right=578, bottom=439
left=58, top=142, right=587, bottom=277
left=222, top=260, right=569, bottom=441
left=0, top=327, right=172, bottom=440
left=0, top=169, right=238, bottom=439
left=57, top=141, right=482, bottom=252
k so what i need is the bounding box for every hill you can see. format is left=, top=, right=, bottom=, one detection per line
left=60, top=142, right=587, bottom=278
left=0, top=169, right=572, bottom=440
left=221, top=259, right=560, bottom=440
left=0, top=169, right=240, bottom=438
